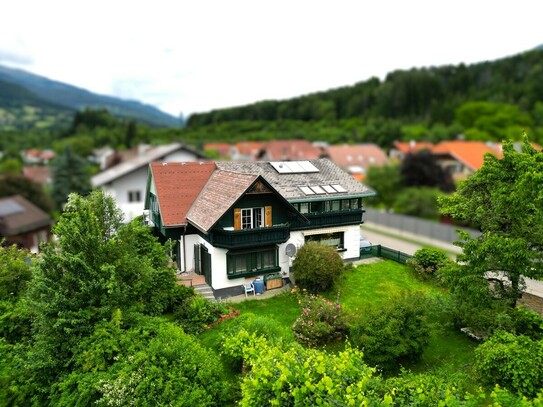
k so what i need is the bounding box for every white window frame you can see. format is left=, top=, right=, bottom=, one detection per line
left=241, top=207, right=264, bottom=229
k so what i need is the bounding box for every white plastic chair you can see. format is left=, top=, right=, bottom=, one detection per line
left=243, top=281, right=255, bottom=297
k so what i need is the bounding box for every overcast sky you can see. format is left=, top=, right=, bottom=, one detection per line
left=1, top=0, right=541, bottom=117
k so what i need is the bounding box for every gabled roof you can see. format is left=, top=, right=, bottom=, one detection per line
left=91, top=143, right=205, bottom=187
left=0, top=195, right=51, bottom=236
left=148, top=162, right=216, bottom=227
left=186, top=170, right=259, bottom=232
left=431, top=141, right=502, bottom=172
left=326, top=144, right=389, bottom=172
left=204, top=143, right=233, bottom=158
left=148, top=158, right=375, bottom=232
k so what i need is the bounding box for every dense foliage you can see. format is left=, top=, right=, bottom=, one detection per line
left=439, top=138, right=543, bottom=321
left=349, top=293, right=431, bottom=373
left=407, top=248, right=451, bottom=279
left=475, top=330, right=543, bottom=397
left=292, top=241, right=344, bottom=293
left=291, top=291, right=347, bottom=347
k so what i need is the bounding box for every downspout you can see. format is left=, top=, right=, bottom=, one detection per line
left=182, top=224, right=187, bottom=273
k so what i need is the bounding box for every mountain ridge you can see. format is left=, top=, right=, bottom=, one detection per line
left=0, top=64, right=180, bottom=129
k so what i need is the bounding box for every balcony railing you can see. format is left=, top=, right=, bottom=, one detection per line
left=291, top=209, right=364, bottom=230
left=210, top=224, right=290, bottom=249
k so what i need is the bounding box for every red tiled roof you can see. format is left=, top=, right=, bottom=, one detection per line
left=187, top=170, right=259, bottom=232
left=236, top=141, right=268, bottom=158
left=326, top=144, right=389, bottom=171
left=265, top=140, right=322, bottom=161
left=149, top=162, right=216, bottom=226
left=431, top=141, right=502, bottom=171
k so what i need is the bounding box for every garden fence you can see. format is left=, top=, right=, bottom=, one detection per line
left=360, top=244, right=412, bottom=264
left=364, top=208, right=480, bottom=244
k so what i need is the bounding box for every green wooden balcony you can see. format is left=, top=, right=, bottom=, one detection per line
left=209, top=224, right=290, bottom=249
left=290, top=209, right=364, bottom=230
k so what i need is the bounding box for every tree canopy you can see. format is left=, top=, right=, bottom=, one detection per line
left=439, top=138, right=543, bottom=310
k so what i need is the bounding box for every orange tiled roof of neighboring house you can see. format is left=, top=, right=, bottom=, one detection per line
left=204, top=143, right=233, bottom=158
left=149, top=162, right=216, bottom=226
left=392, top=141, right=434, bottom=154
left=236, top=141, right=268, bottom=159
left=326, top=144, right=389, bottom=172
left=431, top=141, right=502, bottom=172
left=264, top=140, right=323, bottom=161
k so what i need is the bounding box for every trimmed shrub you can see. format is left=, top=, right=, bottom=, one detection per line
left=349, top=293, right=431, bottom=372
left=292, top=242, right=344, bottom=293
left=291, top=293, right=347, bottom=347
left=175, top=295, right=230, bottom=334
left=407, top=247, right=450, bottom=280
left=474, top=330, right=543, bottom=397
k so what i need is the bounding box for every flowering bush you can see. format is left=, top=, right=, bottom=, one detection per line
left=291, top=292, right=347, bottom=347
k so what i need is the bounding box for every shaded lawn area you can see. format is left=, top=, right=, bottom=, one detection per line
left=199, top=259, right=476, bottom=374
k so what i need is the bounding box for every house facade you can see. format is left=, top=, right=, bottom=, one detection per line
left=92, top=143, right=205, bottom=222
left=144, top=159, right=375, bottom=297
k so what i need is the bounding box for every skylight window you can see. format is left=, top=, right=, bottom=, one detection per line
left=331, top=184, right=347, bottom=193
left=309, top=186, right=326, bottom=194
left=299, top=186, right=315, bottom=195
left=270, top=161, right=319, bottom=174
left=322, top=185, right=337, bottom=193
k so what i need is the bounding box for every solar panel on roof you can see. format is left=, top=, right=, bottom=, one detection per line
left=322, top=185, right=337, bottom=193
left=299, top=186, right=315, bottom=195
left=298, top=161, right=319, bottom=172
left=0, top=200, right=25, bottom=217
left=331, top=184, right=347, bottom=193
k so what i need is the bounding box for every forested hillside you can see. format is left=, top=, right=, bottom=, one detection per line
left=184, top=48, right=543, bottom=146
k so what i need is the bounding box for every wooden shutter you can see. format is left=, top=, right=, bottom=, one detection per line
left=264, top=206, right=272, bottom=227
left=234, top=208, right=241, bottom=230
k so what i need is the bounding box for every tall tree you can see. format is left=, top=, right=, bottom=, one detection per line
left=439, top=138, right=543, bottom=309
left=50, top=146, right=91, bottom=210
left=401, top=149, right=455, bottom=192
left=365, top=164, right=402, bottom=211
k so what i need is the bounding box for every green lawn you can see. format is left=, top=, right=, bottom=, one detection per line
left=199, top=259, right=476, bottom=375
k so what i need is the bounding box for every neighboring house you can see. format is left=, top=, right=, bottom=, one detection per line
left=326, top=144, right=389, bottom=181
left=88, top=146, right=116, bottom=170
left=0, top=195, right=51, bottom=253
left=204, top=143, right=235, bottom=159
left=92, top=142, right=206, bottom=222
left=258, top=140, right=324, bottom=161
left=144, top=158, right=375, bottom=297
left=235, top=141, right=268, bottom=160
left=389, top=141, right=434, bottom=161
left=23, top=166, right=52, bottom=186
left=431, top=141, right=502, bottom=180
left=22, top=149, right=55, bottom=165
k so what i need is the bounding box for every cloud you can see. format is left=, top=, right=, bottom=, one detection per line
left=0, top=49, right=33, bottom=66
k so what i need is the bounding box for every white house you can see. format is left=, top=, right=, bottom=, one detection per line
left=144, top=158, right=375, bottom=298
left=92, top=143, right=205, bottom=222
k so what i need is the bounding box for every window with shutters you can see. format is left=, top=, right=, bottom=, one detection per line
left=235, top=206, right=272, bottom=230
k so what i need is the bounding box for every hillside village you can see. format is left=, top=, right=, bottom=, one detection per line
left=2, top=49, right=543, bottom=404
